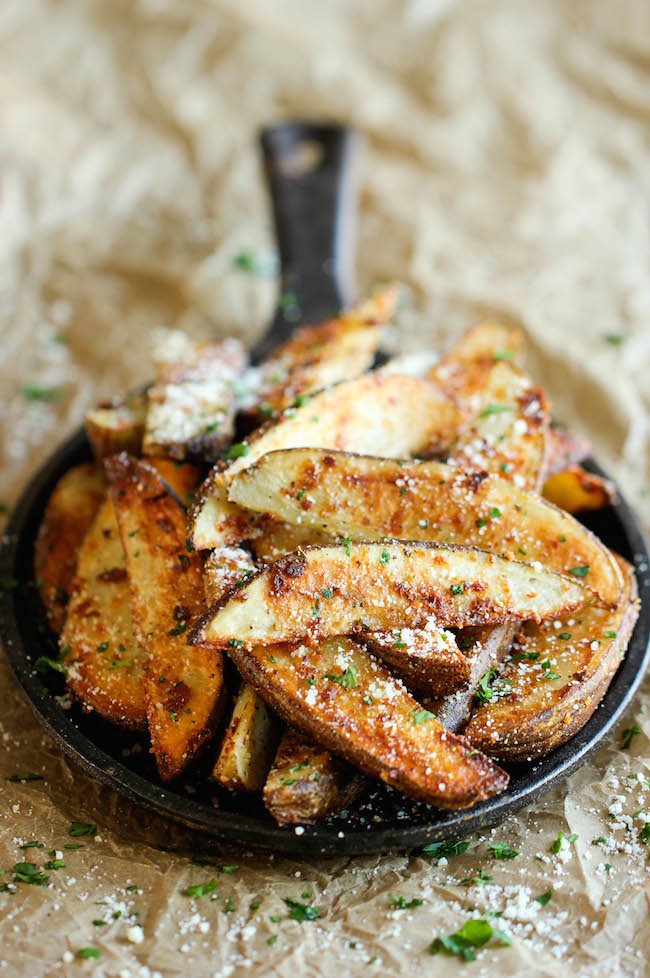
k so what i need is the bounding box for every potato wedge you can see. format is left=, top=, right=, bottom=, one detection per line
left=250, top=287, right=395, bottom=416
left=61, top=495, right=147, bottom=729
left=148, top=458, right=201, bottom=508
left=465, top=557, right=639, bottom=760
left=106, top=454, right=225, bottom=781
left=264, top=727, right=365, bottom=825
left=423, top=624, right=518, bottom=731
left=203, top=547, right=257, bottom=605
left=85, top=392, right=147, bottom=459
left=195, top=542, right=589, bottom=649
left=228, top=449, right=622, bottom=606
left=429, top=322, right=524, bottom=408
left=543, top=466, right=615, bottom=515
left=449, top=361, right=549, bottom=491
left=361, top=627, right=470, bottom=696
left=187, top=372, right=460, bottom=550
left=212, top=683, right=280, bottom=792
left=35, top=462, right=106, bottom=633
left=228, top=636, right=508, bottom=809
left=143, top=335, right=246, bottom=462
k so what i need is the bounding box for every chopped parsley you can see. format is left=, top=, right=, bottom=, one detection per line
left=284, top=897, right=321, bottom=922
left=184, top=877, right=218, bottom=898
left=557, top=633, right=571, bottom=641
left=479, top=404, right=513, bottom=418
left=22, top=385, right=62, bottom=402
left=422, top=839, right=470, bottom=859
left=511, top=651, right=540, bottom=662
left=460, top=868, right=493, bottom=886
left=450, top=583, right=464, bottom=595
left=488, top=507, right=502, bottom=519
left=410, top=709, right=434, bottom=726
left=226, top=442, right=249, bottom=460
left=493, top=348, right=516, bottom=361
left=34, top=656, right=67, bottom=675
left=229, top=639, right=245, bottom=648
left=488, top=843, right=519, bottom=860
left=620, top=725, right=641, bottom=750
left=380, top=550, right=391, bottom=564
left=296, top=488, right=307, bottom=501
left=603, top=334, right=623, bottom=345
left=536, top=889, right=553, bottom=906
left=389, top=894, right=424, bottom=909
left=69, top=821, right=96, bottom=837
left=476, top=668, right=497, bottom=703
left=12, top=862, right=49, bottom=886
left=167, top=621, right=187, bottom=637
left=5, top=773, right=43, bottom=782
left=76, top=949, right=101, bottom=959
left=541, top=660, right=561, bottom=681
left=340, top=537, right=352, bottom=556
left=324, top=665, right=357, bottom=689
left=431, top=918, right=511, bottom=961
left=321, top=587, right=334, bottom=599
left=568, top=565, right=590, bottom=577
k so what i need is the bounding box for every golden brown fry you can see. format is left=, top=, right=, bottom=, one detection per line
left=264, top=727, right=365, bottom=825
left=542, top=466, right=615, bottom=515
left=465, top=557, right=639, bottom=760
left=61, top=496, right=147, bottom=729
left=85, top=392, right=147, bottom=459
left=252, top=523, right=333, bottom=564
left=212, top=683, right=281, bottom=792
left=250, top=287, right=395, bottom=417
left=361, top=627, right=471, bottom=696
left=35, top=462, right=106, bottom=634
left=195, top=542, right=589, bottom=649
left=106, top=454, right=225, bottom=781
left=546, top=425, right=591, bottom=476
left=228, top=449, right=621, bottom=607
left=188, top=371, right=460, bottom=550
left=143, top=335, right=247, bottom=462
left=229, top=636, right=508, bottom=810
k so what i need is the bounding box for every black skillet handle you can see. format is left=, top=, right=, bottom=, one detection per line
left=252, top=122, right=360, bottom=363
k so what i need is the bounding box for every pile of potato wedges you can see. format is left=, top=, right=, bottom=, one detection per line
left=34, top=288, right=638, bottom=825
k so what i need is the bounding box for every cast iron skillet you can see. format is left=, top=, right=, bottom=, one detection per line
left=1, top=123, right=649, bottom=855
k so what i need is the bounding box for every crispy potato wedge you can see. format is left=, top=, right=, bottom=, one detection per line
left=543, top=466, right=615, bottom=515
left=85, top=392, right=147, bottom=459
left=361, top=627, right=471, bottom=696
left=212, top=683, right=281, bottom=792
left=35, top=462, right=106, bottom=633
left=250, top=288, right=395, bottom=417
left=228, top=635, right=508, bottom=809
left=465, top=557, right=639, bottom=760
left=203, top=549, right=280, bottom=791
left=203, top=547, right=257, bottom=605
left=228, top=449, right=622, bottom=606
left=143, top=335, right=246, bottom=462
left=429, top=322, right=524, bottom=409
left=106, top=454, right=225, bottom=781
left=546, top=424, right=591, bottom=476
left=61, top=496, right=147, bottom=729
left=450, top=361, right=549, bottom=491
left=148, top=459, right=201, bottom=508
left=187, top=372, right=461, bottom=550
left=423, top=624, right=518, bottom=731
left=264, top=727, right=365, bottom=825
left=195, top=542, right=589, bottom=649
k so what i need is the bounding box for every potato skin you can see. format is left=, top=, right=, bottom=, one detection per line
left=465, top=556, right=639, bottom=761
left=264, top=727, right=365, bottom=825
left=35, top=462, right=106, bottom=634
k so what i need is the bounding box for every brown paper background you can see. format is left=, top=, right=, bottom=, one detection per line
left=2, top=1, right=650, bottom=975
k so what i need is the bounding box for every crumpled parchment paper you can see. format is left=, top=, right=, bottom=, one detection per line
left=2, top=1, right=650, bottom=976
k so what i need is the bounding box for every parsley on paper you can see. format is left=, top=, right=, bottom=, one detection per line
left=536, top=890, right=553, bottom=906
left=284, top=897, right=321, bottom=922
left=422, top=839, right=470, bottom=859
left=389, top=894, right=424, bottom=909
left=430, top=919, right=511, bottom=961
left=489, top=843, right=519, bottom=860
left=69, top=822, right=96, bottom=837
left=620, top=726, right=641, bottom=750
left=184, top=877, right=218, bottom=898
left=5, top=773, right=43, bottom=782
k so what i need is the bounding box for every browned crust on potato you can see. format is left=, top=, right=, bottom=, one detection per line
left=194, top=542, right=590, bottom=649
left=212, top=683, right=281, bottom=792
left=61, top=496, right=148, bottom=729
left=35, top=462, right=107, bottom=634
left=264, top=727, right=366, bottom=825
left=464, top=556, right=639, bottom=760
left=85, top=392, right=147, bottom=460
left=229, top=636, right=509, bottom=809
left=361, top=628, right=471, bottom=696
left=106, top=453, right=225, bottom=781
